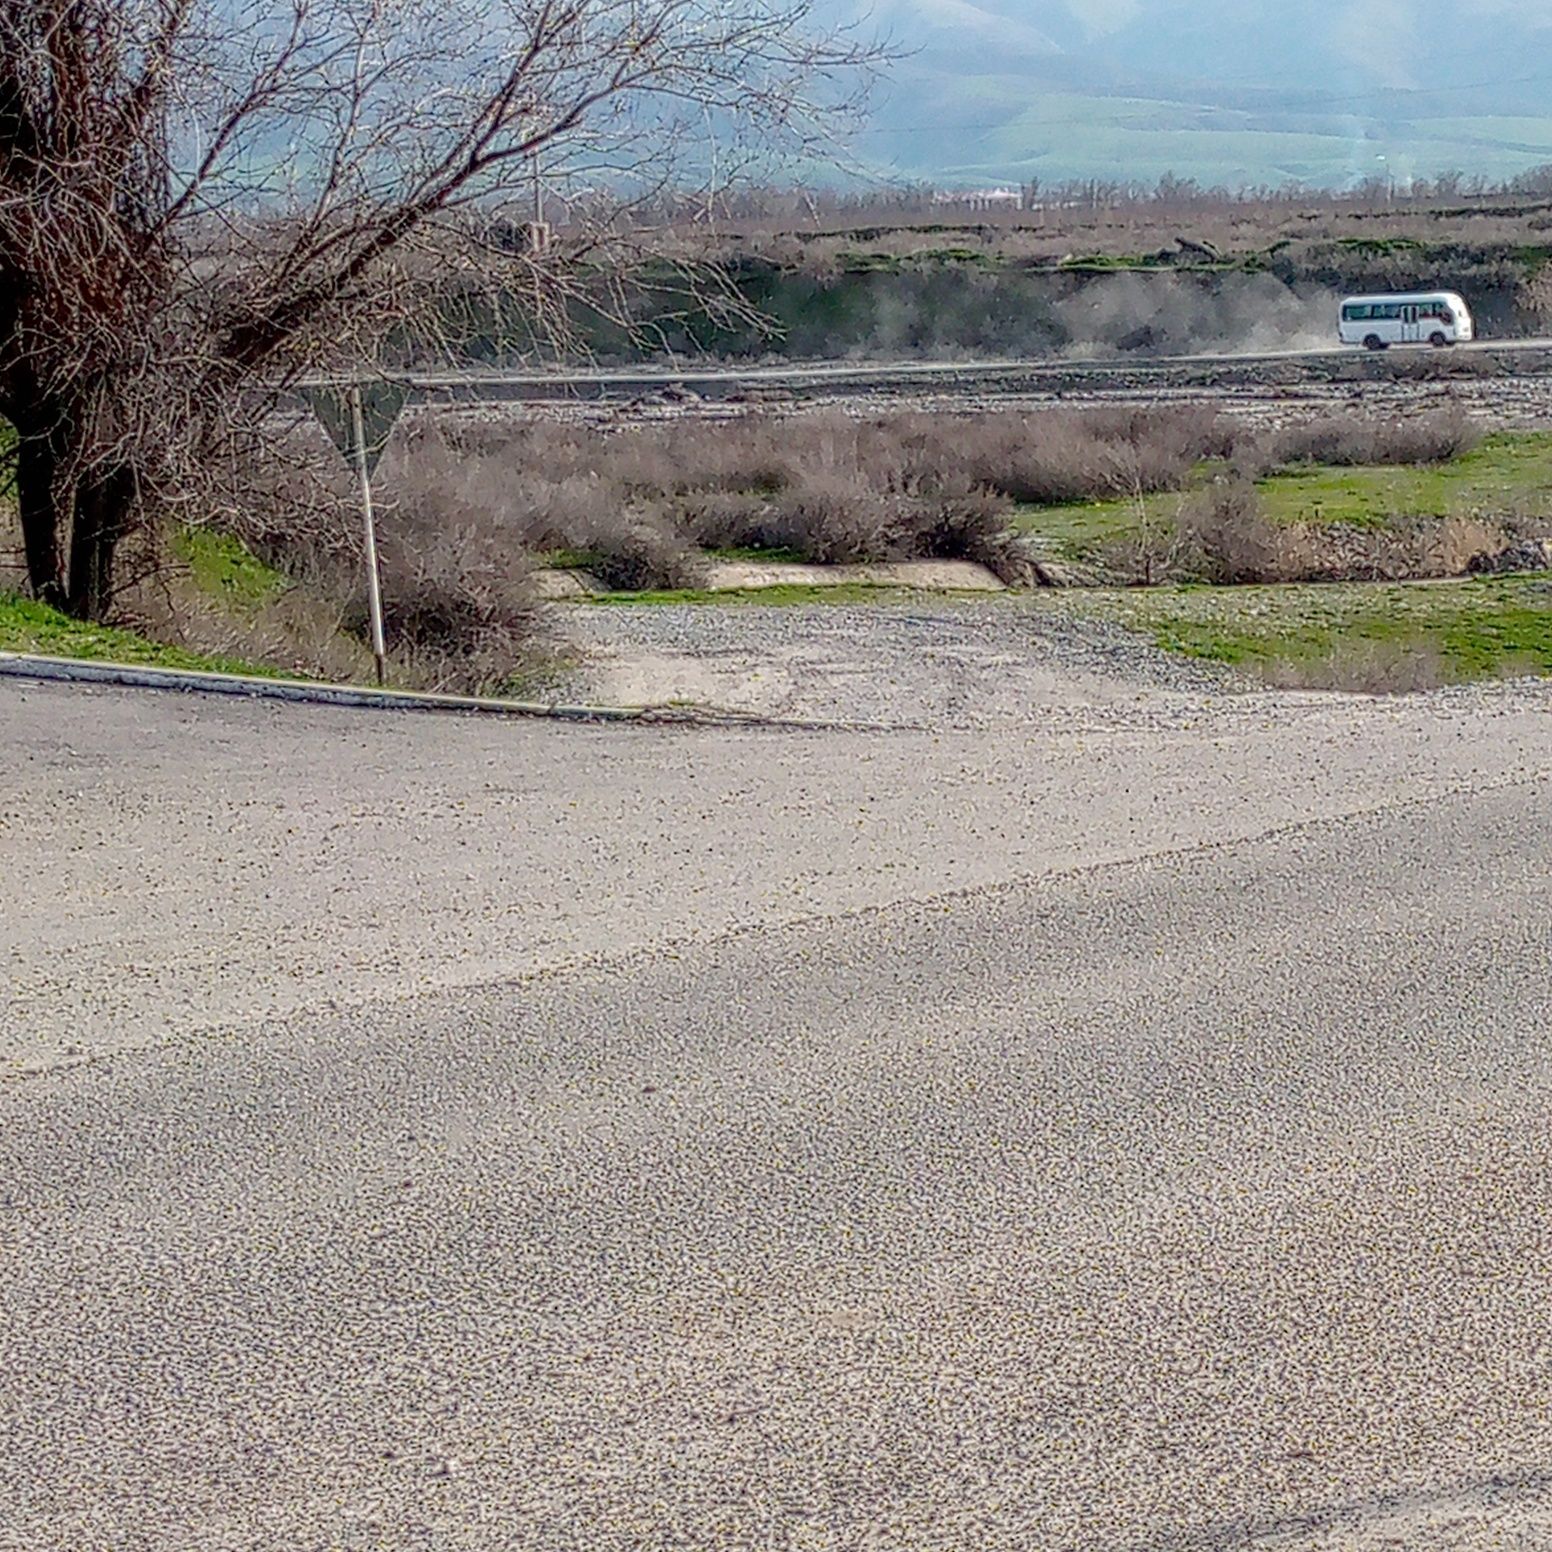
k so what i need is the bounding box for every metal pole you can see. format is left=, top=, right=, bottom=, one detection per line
left=349, top=384, right=388, bottom=687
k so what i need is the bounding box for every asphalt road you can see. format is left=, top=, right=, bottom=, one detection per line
left=286, top=338, right=1552, bottom=415
left=387, top=336, right=1552, bottom=391
left=6, top=676, right=1552, bottom=1549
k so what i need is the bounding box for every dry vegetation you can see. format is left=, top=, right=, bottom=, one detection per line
left=1177, top=480, right=1507, bottom=588
left=669, top=178, right=1552, bottom=275
left=240, top=402, right=1249, bottom=607
left=7, top=398, right=1533, bottom=693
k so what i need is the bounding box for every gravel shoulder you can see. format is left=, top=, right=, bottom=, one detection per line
left=548, top=596, right=1246, bottom=729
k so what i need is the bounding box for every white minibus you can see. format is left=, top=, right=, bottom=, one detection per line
left=1338, top=292, right=1474, bottom=349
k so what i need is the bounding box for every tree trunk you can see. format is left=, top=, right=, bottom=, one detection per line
left=13, top=415, right=69, bottom=607
left=66, top=467, right=135, bottom=623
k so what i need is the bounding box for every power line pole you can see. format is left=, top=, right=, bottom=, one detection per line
left=348, top=385, right=388, bottom=687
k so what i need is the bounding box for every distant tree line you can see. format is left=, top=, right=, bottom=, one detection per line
left=613, top=165, right=1552, bottom=230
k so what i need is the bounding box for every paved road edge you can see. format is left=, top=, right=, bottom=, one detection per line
left=0, top=651, right=655, bottom=723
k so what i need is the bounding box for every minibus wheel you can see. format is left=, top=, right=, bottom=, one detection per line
left=1363, top=334, right=1385, bottom=351
left=1429, top=331, right=1449, bottom=347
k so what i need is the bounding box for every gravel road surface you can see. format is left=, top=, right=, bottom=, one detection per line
left=5, top=660, right=1552, bottom=1550
left=550, top=599, right=1239, bottom=727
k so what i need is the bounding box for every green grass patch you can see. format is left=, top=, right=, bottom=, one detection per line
left=1334, top=236, right=1424, bottom=257
left=0, top=592, right=299, bottom=678
left=1056, top=253, right=1168, bottom=273
left=1061, top=575, right=1552, bottom=689
left=1012, top=432, right=1552, bottom=561
left=172, top=528, right=288, bottom=610
left=542, top=547, right=600, bottom=570
left=837, top=250, right=904, bottom=275
left=1013, top=492, right=1177, bottom=558
left=1258, top=432, right=1552, bottom=528
left=702, top=544, right=808, bottom=564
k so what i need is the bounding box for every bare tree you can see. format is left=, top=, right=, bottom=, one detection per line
left=0, top=0, right=882, bottom=618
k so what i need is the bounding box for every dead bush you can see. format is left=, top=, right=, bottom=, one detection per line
left=579, top=505, right=705, bottom=591
left=1344, top=514, right=1507, bottom=581
left=761, top=472, right=904, bottom=563
left=1082, top=404, right=1240, bottom=462
left=985, top=421, right=1130, bottom=505
left=233, top=425, right=359, bottom=583
left=367, top=536, right=538, bottom=693
left=677, top=489, right=775, bottom=550
left=1181, top=479, right=1314, bottom=584
left=234, top=423, right=543, bottom=693
left=897, top=483, right=1024, bottom=581
left=369, top=513, right=538, bottom=692
left=1272, top=407, right=1479, bottom=468
left=657, top=419, right=794, bottom=494
left=942, top=404, right=1239, bottom=506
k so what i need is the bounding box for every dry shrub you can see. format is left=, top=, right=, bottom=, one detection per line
left=982, top=420, right=1133, bottom=505
left=503, top=471, right=620, bottom=551
left=366, top=528, right=536, bottom=690
left=1327, top=514, right=1508, bottom=581
left=1083, top=404, right=1240, bottom=462
left=898, top=483, right=1024, bottom=580
left=1180, top=490, right=1510, bottom=588
left=933, top=404, right=1237, bottom=505
left=365, top=432, right=541, bottom=690
left=348, top=406, right=1249, bottom=593
left=236, top=424, right=542, bottom=693
left=656, top=419, right=793, bottom=494
left=677, top=489, right=774, bottom=549
left=579, top=504, right=705, bottom=591
left=233, top=427, right=359, bottom=582
left=1180, top=479, right=1314, bottom=584
left=1272, top=407, right=1479, bottom=467
left=369, top=537, right=538, bottom=695
left=761, top=472, right=904, bottom=563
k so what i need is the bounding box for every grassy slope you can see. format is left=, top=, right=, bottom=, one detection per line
left=1063, top=575, right=1552, bottom=689
left=1015, top=432, right=1552, bottom=559
left=0, top=593, right=295, bottom=678
left=170, top=528, right=290, bottom=610
left=0, top=528, right=320, bottom=679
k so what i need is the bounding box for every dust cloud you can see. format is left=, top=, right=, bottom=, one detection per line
left=1053, top=273, right=1343, bottom=359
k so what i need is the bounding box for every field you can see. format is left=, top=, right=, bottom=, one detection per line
left=5, top=383, right=1552, bottom=700
left=1020, top=430, right=1552, bottom=562
left=1048, top=574, right=1552, bottom=691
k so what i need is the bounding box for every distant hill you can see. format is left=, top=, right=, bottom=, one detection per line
left=849, top=0, right=1552, bottom=189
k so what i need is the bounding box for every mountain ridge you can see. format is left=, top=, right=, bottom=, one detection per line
left=850, top=0, right=1552, bottom=187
